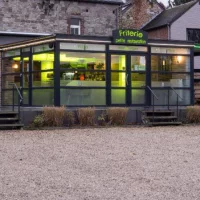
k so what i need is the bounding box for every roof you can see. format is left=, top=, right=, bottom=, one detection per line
left=66, top=0, right=124, bottom=4
left=143, top=0, right=199, bottom=31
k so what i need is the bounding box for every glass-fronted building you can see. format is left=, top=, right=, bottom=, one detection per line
left=0, top=33, right=194, bottom=107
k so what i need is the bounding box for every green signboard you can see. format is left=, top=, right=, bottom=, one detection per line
left=112, top=29, right=148, bottom=45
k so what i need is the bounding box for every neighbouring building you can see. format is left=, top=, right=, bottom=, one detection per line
left=142, top=0, right=200, bottom=102
left=0, top=0, right=123, bottom=45
left=119, top=0, right=164, bottom=29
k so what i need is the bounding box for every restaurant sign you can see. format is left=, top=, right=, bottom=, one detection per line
left=112, top=29, right=148, bottom=45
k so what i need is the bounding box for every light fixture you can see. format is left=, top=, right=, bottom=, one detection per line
left=177, top=56, right=182, bottom=64
left=12, top=63, right=19, bottom=69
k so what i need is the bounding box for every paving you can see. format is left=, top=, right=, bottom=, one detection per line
left=0, top=126, right=200, bottom=200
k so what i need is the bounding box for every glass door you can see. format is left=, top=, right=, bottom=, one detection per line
left=110, top=54, right=147, bottom=106
left=110, top=54, right=127, bottom=105
left=130, top=55, right=146, bottom=105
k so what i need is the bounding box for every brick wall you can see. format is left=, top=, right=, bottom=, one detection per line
left=0, top=0, right=119, bottom=36
left=121, top=0, right=163, bottom=29
left=147, top=26, right=168, bottom=40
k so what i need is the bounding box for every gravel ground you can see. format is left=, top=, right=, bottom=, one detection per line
left=1, top=126, right=200, bottom=200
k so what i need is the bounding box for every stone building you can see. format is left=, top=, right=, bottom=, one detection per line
left=0, top=0, right=123, bottom=37
left=119, top=0, right=164, bottom=29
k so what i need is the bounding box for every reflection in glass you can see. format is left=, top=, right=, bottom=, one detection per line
left=131, top=56, right=146, bottom=71
left=23, top=90, right=29, bottom=104
left=60, top=89, right=106, bottom=106
left=152, top=89, right=190, bottom=106
left=111, top=72, right=126, bottom=87
left=2, top=58, right=20, bottom=74
left=132, top=90, right=145, bottom=104
left=32, top=89, right=54, bottom=105
left=151, top=55, right=190, bottom=72
left=111, top=55, right=126, bottom=71
left=2, top=75, right=20, bottom=89
left=131, top=73, right=146, bottom=87
left=32, top=71, right=54, bottom=87
left=60, top=71, right=106, bottom=87
left=151, top=73, right=190, bottom=87
left=60, top=52, right=106, bottom=70
left=111, top=89, right=126, bottom=104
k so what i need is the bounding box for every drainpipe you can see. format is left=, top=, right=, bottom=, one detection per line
left=167, top=23, right=171, bottom=40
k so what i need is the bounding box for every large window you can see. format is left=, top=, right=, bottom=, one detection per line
left=151, top=47, right=191, bottom=105
left=60, top=51, right=106, bottom=106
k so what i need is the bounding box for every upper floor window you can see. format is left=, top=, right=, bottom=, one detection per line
left=187, top=28, right=200, bottom=43
left=70, top=18, right=81, bottom=35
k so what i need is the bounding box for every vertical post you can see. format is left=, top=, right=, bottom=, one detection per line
left=12, top=85, right=14, bottom=111
left=18, top=94, right=21, bottom=122
left=168, top=88, right=170, bottom=110
left=153, top=96, right=154, bottom=122
left=177, top=94, right=179, bottom=120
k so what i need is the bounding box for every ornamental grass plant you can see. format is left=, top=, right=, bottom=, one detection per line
left=77, top=107, right=96, bottom=126
left=186, top=106, right=200, bottom=123
left=107, top=107, right=128, bottom=125
left=43, top=106, right=66, bottom=127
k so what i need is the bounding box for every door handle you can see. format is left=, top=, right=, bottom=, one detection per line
left=126, top=74, right=128, bottom=86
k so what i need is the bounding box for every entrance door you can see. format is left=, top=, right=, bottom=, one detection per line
left=110, top=54, right=146, bottom=106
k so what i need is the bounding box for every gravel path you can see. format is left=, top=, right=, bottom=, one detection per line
left=1, top=126, right=200, bottom=200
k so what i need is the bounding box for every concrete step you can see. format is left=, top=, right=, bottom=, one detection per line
left=0, top=118, right=19, bottom=121
left=145, top=116, right=177, bottom=120
left=148, top=122, right=182, bottom=126
left=0, top=124, right=24, bottom=129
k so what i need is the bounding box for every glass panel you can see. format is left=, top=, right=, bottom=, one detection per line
left=151, top=47, right=190, bottom=55
left=2, top=90, right=18, bottom=105
left=111, top=89, right=126, bottom=104
left=60, top=43, right=105, bottom=51
left=23, top=73, right=29, bottom=88
left=131, top=73, right=146, bottom=87
left=111, top=72, right=126, bottom=87
left=151, top=55, right=190, bottom=72
left=2, top=75, right=20, bottom=89
left=132, top=89, right=145, bottom=104
left=111, top=55, right=126, bottom=71
left=32, top=89, right=54, bottom=105
left=110, top=45, right=147, bottom=52
left=60, top=52, right=106, bottom=70
left=60, top=89, right=106, bottom=106
left=2, top=57, right=20, bottom=74
left=152, top=89, right=190, bottom=106
left=151, top=90, right=169, bottom=106
left=60, top=71, right=106, bottom=87
left=23, top=90, right=29, bottom=105
left=33, top=52, right=54, bottom=71
left=4, top=49, right=20, bottom=57
left=32, top=71, right=54, bottom=87
left=22, top=57, right=29, bottom=73
left=22, top=47, right=30, bottom=52
left=33, top=43, right=54, bottom=53
left=131, top=56, right=146, bottom=71
left=151, top=73, right=190, bottom=87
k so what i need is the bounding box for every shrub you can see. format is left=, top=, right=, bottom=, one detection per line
left=186, top=106, right=200, bottom=123
left=65, top=110, right=75, bottom=127
left=43, top=106, right=66, bottom=127
left=77, top=107, right=96, bottom=126
left=32, top=115, right=45, bottom=128
left=107, top=107, right=128, bottom=125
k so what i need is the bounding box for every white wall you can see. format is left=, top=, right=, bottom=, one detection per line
left=171, top=2, right=200, bottom=69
